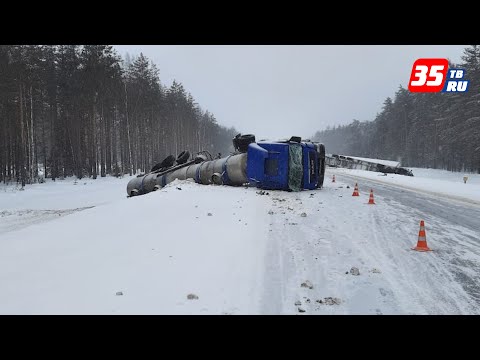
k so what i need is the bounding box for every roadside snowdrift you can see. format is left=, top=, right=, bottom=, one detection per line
left=0, top=179, right=269, bottom=314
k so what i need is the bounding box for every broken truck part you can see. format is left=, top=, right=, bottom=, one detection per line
left=126, top=134, right=326, bottom=197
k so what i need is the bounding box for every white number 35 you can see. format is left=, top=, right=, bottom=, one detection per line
left=410, top=65, right=445, bottom=86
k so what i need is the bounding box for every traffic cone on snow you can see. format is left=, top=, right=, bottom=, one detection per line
left=352, top=183, right=360, bottom=196
left=367, top=189, right=375, bottom=204
left=332, top=175, right=336, bottom=183
left=412, top=220, right=432, bottom=252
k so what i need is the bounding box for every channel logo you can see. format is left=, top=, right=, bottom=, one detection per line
left=408, top=58, right=469, bottom=93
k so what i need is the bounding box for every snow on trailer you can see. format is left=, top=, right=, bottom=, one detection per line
left=127, top=134, right=326, bottom=197
left=347, top=156, right=400, bottom=168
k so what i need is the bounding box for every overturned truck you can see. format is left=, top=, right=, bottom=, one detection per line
left=127, top=134, right=326, bottom=197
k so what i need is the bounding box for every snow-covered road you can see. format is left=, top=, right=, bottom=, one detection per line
left=334, top=172, right=480, bottom=313
left=260, top=171, right=480, bottom=315
left=1, top=169, right=479, bottom=314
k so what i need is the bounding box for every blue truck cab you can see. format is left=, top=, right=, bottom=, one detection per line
left=246, top=137, right=325, bottom=191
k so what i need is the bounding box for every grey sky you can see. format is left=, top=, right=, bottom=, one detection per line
left=114, top=45, right=467, bottom=140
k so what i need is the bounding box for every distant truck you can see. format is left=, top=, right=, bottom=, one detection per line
left=325, top=154, right=413, bottom=176
left=126, top=134, right=326, bottom=197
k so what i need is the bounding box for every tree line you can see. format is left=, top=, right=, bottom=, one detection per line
left=313, top=45, right=480, bottom=173
left=0, top=45, right=237, bottom=186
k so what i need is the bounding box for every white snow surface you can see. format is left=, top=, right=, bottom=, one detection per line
left=1, top=169, right=480, bottom=314
left=0, top=177, right=269, bottom=314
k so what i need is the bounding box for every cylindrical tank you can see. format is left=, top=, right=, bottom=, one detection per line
left=127, top=153, right=248, bottom=197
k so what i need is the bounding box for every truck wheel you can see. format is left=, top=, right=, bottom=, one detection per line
left=176, top=150, right=190, bottom=165
left=152, top=155, right=175, bottom=172
left=233, top=134, right=255, bottom=153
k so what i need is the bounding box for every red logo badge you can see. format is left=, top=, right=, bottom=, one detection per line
left=408, top=58, right=449, bottom=93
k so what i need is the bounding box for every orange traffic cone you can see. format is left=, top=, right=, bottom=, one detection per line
left=367, top=189, right=375, bottom=204
left=332, top=175, right=336, bottom=183
left=412, top=220, right=432, bottom=251
left=352, top=183, right=359, bottom=196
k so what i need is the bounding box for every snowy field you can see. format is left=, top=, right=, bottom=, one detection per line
left=0, top=177, right=133, bottom=235
left=1, top=168, right=480, bottom=314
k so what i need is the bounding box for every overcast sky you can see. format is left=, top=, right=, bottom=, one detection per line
left=114, top=45, right=467, bottom=140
